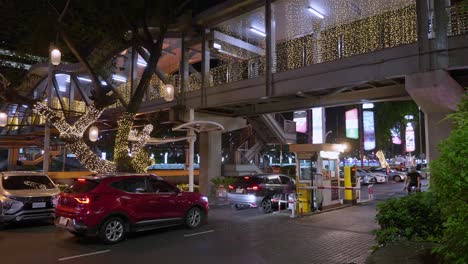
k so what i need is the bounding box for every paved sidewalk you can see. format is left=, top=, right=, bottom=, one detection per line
left=276, top=204, right=378, bottom=264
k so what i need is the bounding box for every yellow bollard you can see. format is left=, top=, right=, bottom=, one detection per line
left=344, top=166, right=352, bottom=202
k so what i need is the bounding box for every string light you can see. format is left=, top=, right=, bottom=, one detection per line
left=198, top=1, right=417, bottom=88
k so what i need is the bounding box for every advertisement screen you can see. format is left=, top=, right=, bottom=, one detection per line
left=312, top=107, right=324, bottom=143
left=363, top=111, right=375, bottom=150
left=391, top=127, right=401, bottom=144
left=293, top=111, right=307, bottom=133
left=405, top=123, right=415, bottom=152
left=345, top=108, right=359, bottom=139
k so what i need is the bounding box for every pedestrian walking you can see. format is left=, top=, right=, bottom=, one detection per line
left=403, top=167, right=421, bottom=194
left=367, top=184, right=374, bottom=200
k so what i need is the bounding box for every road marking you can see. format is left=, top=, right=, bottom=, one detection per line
left=184, top=230, right=215, bottom=237
left=58, top=250, right=111, bottom=261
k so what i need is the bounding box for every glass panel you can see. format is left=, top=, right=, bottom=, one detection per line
left=299, top=159, right=317, bottom=181
left=322, top=159, right=336, bottom=179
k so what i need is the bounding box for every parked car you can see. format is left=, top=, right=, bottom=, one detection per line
left=369, top=167, right=407, bottom=182
left=0, top=171, right=60, bottom=228
left=227, top=174, right=295, bottom=214
left=54, top=174, right=209, bottom=244
left=358, top=169, right=388, bottom=183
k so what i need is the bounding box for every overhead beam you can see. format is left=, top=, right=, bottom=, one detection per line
left=134, top=46, right=169, bottom=84
left=212, top=30, right=265, bottom=56
left=233, top=85, right=410, bottom=116
left=70, top=75, right=91, bottom=106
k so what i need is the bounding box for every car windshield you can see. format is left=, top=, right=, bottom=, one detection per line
left=2, top=175, right=55, bottom=190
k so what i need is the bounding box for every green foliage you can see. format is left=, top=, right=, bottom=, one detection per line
left=374, top=192, right=445, bottom=246
left=176, top=184, right=199, bottom=193
left=374, top=101, right=419, bottom=150
left=57, top=184, right=69, bottom=192
left=429, top=96, right=468, bottom=263
left=210, top=177, right=237, bottom=187
left=374, top=97, right=468, bottom=263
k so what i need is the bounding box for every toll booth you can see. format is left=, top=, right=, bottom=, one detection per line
left=290, top=144, right=345, bottom=213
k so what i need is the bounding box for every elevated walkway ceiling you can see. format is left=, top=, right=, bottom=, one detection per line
left=140, top=35, right=468, bottom=117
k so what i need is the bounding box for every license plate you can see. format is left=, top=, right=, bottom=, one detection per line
left=58, top=217, right=69, bottom=226
left=32, top=202, right=46, bottom=208
left=236, top=188, right=244, bottom=194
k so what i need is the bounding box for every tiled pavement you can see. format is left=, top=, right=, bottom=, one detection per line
left=205, top=201, right=380, bottom=264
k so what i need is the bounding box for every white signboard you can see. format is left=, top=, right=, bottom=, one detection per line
left=363, top=111, right=375, bottom=150
left=405, top=122, right=415, bottom=152
left=312, top=107, right=324, bottom=143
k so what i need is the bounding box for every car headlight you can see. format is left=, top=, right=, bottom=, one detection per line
left=201, top=196, right=209, bottom=203
left=1, top=196, right=23, bottom=214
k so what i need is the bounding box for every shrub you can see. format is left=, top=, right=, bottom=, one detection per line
left=210, top=176, right=236, bottom=187
left=430, top=96, right=468, bottom=263
left=176, top=184, right=199, bottom=193
left=374, top=192, right=444, bottom=246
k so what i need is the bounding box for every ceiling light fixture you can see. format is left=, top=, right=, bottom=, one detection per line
left=77, top=77, right=107, bottom=85
left=137, top=60, right=147, bottom=67
left=112, top=75, right=127, bottom=83
left=249, top=27, right=266, bottom=37
left=308, top=7, right=324, bottom=19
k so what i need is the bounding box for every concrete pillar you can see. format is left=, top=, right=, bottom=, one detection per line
left=406, top=70, right=464, bottom=162
left=199, top=131, right=222, bottom=196
left=8, top=148, right=19, bottom=171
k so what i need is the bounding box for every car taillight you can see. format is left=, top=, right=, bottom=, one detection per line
left=77, top=178, right=86, bottom=182
left=228, top=185, right=234, bottom=189
left=247, top=185, right=259, bottom=191
left=74, top=197, right=90, bottom=204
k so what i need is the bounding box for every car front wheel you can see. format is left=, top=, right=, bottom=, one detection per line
left=185, top=207, right=204, bottom=229
left=99, top=217, right=127, bottom=244
left=393, top=175, right=402, bottom=182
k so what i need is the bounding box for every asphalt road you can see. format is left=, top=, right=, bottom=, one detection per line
left=0, top=180, right=423, bottom=264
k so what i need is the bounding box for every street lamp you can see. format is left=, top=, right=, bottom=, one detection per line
left=44, top=46, right=61, bottom=174
left=0, top=112, right=7, bottom=127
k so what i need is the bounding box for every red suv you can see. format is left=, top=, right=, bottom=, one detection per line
left=55, top=174, right=209, bottom=244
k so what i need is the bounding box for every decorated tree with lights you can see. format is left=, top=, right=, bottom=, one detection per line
left=1, top=0, right=196, bottom=173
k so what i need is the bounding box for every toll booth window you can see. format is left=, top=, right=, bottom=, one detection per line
left=322, top=160, right=337, bottom=179
left=299, top=159, right=317, bottom=181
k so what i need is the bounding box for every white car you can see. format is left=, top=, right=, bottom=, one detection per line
left=370, top=167, right=407, bottom=182
left=358, top=169, right=388, bottom=183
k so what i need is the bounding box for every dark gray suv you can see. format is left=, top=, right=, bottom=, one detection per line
left=227, top=174, right=295, bottom=213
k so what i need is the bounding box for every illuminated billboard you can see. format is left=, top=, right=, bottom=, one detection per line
left=391, top=127, right=401, bottom=144
left=345, top=108, right=359, bottom=139
left=293, top=111, right=307, bottom=133
left=312, top=107, right=323, bottom=143
left=405, top=122, right=415, bottom=152
left=363, top=111, right=375, bottom=150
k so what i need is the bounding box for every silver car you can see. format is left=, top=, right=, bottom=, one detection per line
left=0, top=171, right=60, bottom=228
left=227, top=174, right=295, bottom=213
